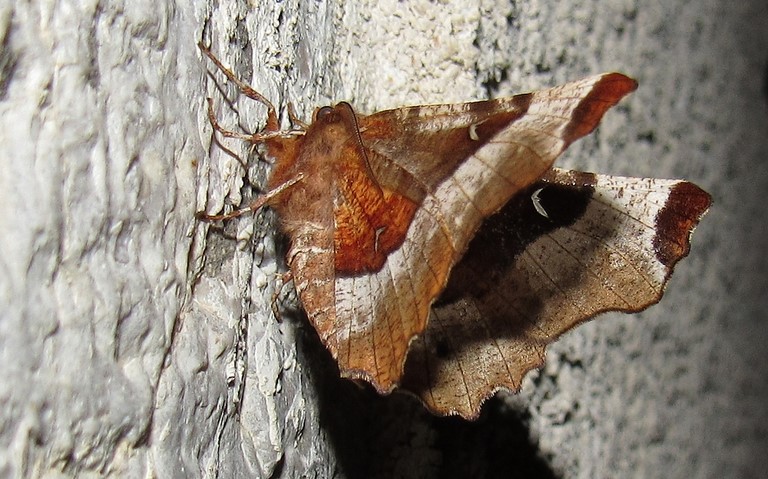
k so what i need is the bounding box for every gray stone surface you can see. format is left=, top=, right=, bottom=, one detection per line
left=0, top=1, right=766, bottom=478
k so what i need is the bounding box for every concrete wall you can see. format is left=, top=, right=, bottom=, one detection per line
left=1, top=1, right=765, bottom=477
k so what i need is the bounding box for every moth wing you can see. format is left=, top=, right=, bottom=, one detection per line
left=329, top=74, right=638, bottom=392
left=399, top=167, right=711, bottom=418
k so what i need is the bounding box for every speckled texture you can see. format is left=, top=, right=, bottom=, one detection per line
left=1, top=1, right=766, bottom=478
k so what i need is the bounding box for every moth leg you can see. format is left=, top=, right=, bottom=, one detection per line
left=270, top=270, right=294, bottom=322
left=209, top=129, right=247, bottom=171
left=287, top=102, right=309, bottom=130
left=199, top=42, right=308, bottom=151
left=205, top=96, right=300, bottom=164
left=196, top=173, right=305, bottom=222
left=204, top=97, right=297, bottom=143
left=198, top=42, right=280, bottom=132
left=205, top=98, right=257, bottom=143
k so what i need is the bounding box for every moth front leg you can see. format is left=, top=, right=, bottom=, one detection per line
left=198, top=42, right=280, bottom=132
left=195, top=174, right=305, bottom=222
left=198, top=42, right=308, bottom=141
left=198, top=43, right=310, bottom=221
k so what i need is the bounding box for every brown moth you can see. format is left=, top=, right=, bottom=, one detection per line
left=197, top=44, right=711, bottom=419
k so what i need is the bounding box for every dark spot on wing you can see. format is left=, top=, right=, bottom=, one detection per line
left=653, top=181, right=711, bottom=266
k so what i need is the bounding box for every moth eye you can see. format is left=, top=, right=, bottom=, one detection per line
left=316, top=106, right=335, bottom=122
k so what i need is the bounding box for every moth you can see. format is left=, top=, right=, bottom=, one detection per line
left=197, top=44, right=711, bottom=419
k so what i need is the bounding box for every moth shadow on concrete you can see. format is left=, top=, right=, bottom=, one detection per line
left=298, top=315, right=560, bottom=479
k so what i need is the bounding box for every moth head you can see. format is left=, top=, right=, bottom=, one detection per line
left=313, top=103, right=356, bottom=124
left=310, top=103, right=366, bottom=153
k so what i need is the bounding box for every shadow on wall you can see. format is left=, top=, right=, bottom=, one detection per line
left=298, top=320, right=560, bottom=479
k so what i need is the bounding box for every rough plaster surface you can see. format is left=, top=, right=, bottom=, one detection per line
left=0, top=1, right=766, bottom=478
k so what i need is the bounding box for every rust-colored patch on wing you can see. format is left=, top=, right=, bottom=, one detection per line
left=653, top=182, right=712, bottom=267
left=562, top=73, right=638, bottom=144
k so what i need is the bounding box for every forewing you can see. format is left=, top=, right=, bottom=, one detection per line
left=331, top=74, right=638, bottom=392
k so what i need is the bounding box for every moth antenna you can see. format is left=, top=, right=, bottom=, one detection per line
left=337, top=102, right=383, bottom=195
left=196, top=174, right=305, bottom=222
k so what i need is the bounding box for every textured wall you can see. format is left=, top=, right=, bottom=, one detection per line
left=0, top=1, right=766, bottom=478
